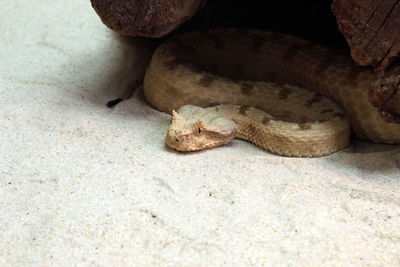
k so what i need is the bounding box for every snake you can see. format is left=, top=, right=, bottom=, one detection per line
left=143, top=29, right=400, bottom=157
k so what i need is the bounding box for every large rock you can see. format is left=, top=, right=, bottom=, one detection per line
left=332, top=0, right=400, bottom=73
left=90, top=0, right=206, bottom=38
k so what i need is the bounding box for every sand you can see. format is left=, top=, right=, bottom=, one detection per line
left=1, top=0, right=400, bottom=265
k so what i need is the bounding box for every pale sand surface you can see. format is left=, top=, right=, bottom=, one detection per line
left=1, top=1, right=400, bottom=265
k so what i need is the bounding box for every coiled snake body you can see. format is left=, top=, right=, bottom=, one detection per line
left=143, top=29, right=400, bottom=157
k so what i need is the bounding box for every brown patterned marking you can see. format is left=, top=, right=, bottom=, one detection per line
left=239, top=105, right=250, bottom=115
left=278, top=85, right=292, bottom=100
left=204, top=32, right=224, bottom=49
left=333, top=112, right=346, bottom=120
left=285, top=42, right=314, bottom=62
left=262, top=117, right=271, bottom=125
left=254, top=104, right=265, bottom=111
left=241, top=83, right=254, bottom=96
left=252, top=35, right=268, bottom=51
left=199, top=76, right=215, bottom=87
left=315, top=54, right=330, bottom=75
left=306, top=93, right=323, bottom=107
left=165, top=59, right=180, bottom=70
left=285, top=43, right=301, bottom=62
left=298, top=123, right=312, bottom=130
left=184, top=61, right=202, bottom=72
left=246, top=124, right=258, bottom=138
left=171, top=39, right=198, bottom=56
left=321, top=108, right=334, bottom=114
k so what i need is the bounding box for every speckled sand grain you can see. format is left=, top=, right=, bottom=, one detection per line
left=1, top=1, right=400, bottom=265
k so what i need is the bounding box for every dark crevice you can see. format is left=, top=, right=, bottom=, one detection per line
left=378, top=40, right=398, bottom=67
left=173, top=0, right=348, bottom=49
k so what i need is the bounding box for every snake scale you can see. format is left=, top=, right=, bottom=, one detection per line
left=143, top=29, right=400, bottom=157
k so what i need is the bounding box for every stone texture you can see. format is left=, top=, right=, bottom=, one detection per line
left=332, top=0, right=400, bottom=73
left=90, top=0, right=206, bottom=37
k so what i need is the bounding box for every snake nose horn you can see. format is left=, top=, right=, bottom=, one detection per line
left=171, top=110, right=185, bottom=124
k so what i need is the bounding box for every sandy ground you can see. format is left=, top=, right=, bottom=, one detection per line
left=1, top=0, right=400, bottom=265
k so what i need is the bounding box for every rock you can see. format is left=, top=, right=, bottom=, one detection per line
left=90, top=0, right=206, bottom=38
left=331, top=0, right=400, bottom=73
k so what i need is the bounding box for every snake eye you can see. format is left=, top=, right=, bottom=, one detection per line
left=198, top=128, right=201, bottom=134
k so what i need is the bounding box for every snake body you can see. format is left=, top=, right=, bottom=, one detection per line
left=143, top=29, right=400, bottom=156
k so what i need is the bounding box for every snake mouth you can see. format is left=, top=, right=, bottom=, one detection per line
left=165, top=134, right=192, bottom=151
left=165, top=128, right=236, bottom=152
left=165, top=133, right=211, bottom=152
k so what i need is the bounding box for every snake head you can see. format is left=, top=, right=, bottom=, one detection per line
left=165, top=105, right=237, bottom=151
